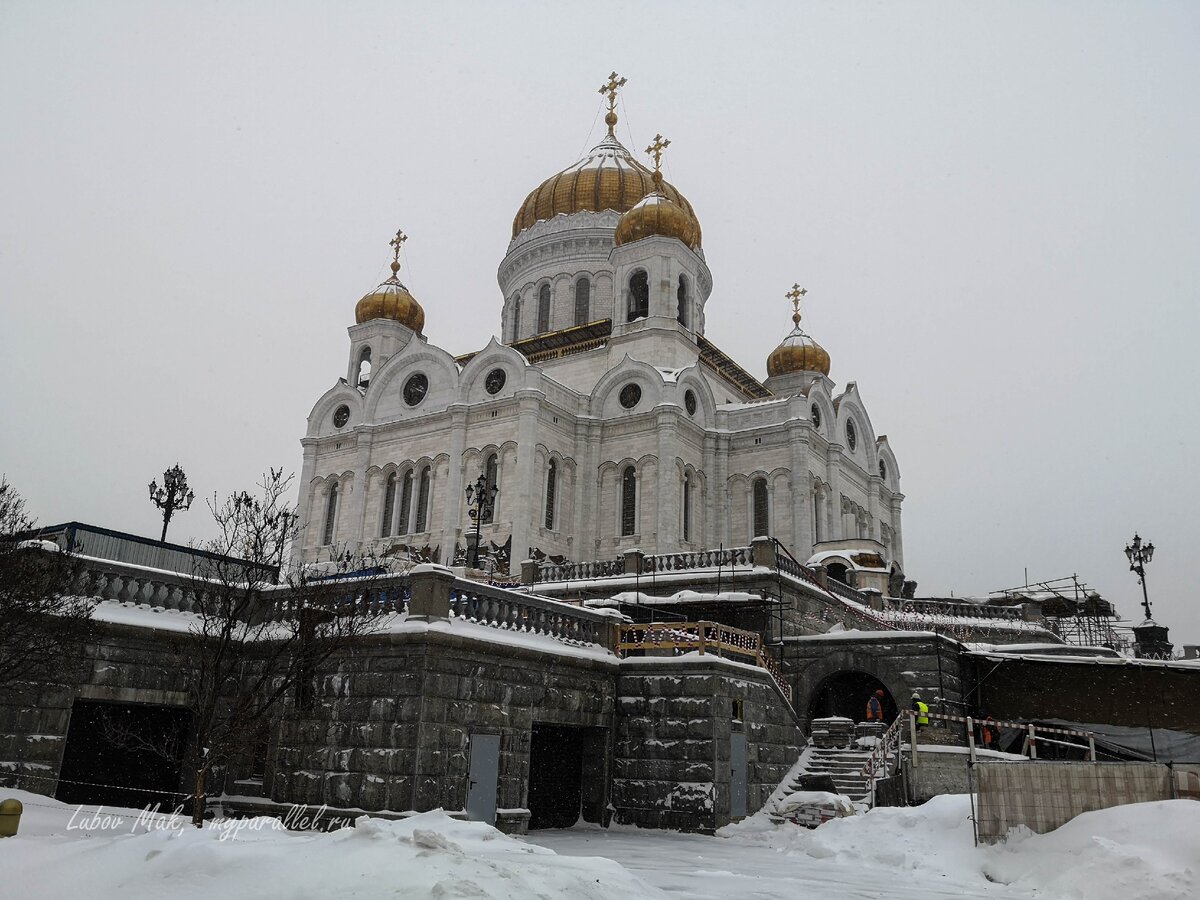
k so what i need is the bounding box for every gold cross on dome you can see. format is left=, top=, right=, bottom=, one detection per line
left=786, top=283, right=808, bottom=325
left=645, top=134, right=671, bottom=174
left=390, top=229, right=407, bottom=263
left=599, top=71, right=627, bottom=112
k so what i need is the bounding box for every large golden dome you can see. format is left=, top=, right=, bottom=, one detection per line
left=614, top=172, right=701, bottom=249
left=512, top=133, right=701, bottom=244
left=355, top=261, right=425, bottom=332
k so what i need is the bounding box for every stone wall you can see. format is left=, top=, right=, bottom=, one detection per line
left=0, top=621, right=195, bottom=797
left=612, top=657, right=800, bottom=832
left=272, top=629, right=617, bottom=831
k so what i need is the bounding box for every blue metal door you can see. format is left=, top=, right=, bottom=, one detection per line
left=730, top=732, right=748, bottom=818
left=466, top=733, right=500, bottom=824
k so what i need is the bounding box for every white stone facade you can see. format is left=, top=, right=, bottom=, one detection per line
left=296, top=148, right=904, bottom=577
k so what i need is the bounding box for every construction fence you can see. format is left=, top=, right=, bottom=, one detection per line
left=973, top=760, right=1200, bottom=844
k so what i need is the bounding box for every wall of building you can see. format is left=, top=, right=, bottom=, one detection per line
left=612, top=658, right=800, bottom=832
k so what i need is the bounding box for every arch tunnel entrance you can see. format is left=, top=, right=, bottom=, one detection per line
left=807, top=670, right=897, bottom=725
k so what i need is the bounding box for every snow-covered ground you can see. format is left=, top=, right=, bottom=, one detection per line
left=2, top=789, right=1196, bottom=899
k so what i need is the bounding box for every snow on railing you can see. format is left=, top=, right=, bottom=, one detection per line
left=618, top=620, right=792, bottom=703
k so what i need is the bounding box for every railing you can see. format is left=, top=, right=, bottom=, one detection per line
left=72, top=556, right=206, bottom=615
left=535, top=557, right=624, bottom=583
left=449, top=578, right=611, bottom=648
left=861, top=713, right=906, bottom=788
left=902, top=599, right=1023, bottom=621
left=618, top=620, right=792, bottom=702
left=641, top=546, right=752, bottom=573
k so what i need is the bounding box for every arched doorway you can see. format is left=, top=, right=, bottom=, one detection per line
left=826, top=562, right=850, bottom=585
left=807, top=670, right=896, bottom=724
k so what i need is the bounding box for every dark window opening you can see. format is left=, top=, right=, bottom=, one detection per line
left=398, top=471, right=414, bottom=534
left=682, top=472, right=692, bottom=541
left=677, top=274, right=689, bottom=326
left=482, top=454, right=498, bottom=524
left=511, top=296, right=521, bottom=342
left=322, top=483, right=338, bottom=545
left=545, top=460, right=557, bottom=530
left=574, top=278, right=590, bottom=326
left=621, top=467, right=636, bottom=536
left=415, top=466, right=431, bottom=532
left=537, top=284, right=551, bottom=333
left=627, top=271, right=649, bottom=321
left=381, top=473, right=397, bottom=536
left=752, top=478, right=769, bottom=537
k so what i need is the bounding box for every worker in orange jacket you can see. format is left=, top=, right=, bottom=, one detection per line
left=866, top=689, right=884, bottom=721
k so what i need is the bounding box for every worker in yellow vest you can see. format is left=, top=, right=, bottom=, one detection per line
left=911, top=693, right=930, bottom=729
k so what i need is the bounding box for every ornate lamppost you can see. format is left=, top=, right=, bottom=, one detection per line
left=1124, top=532, right=1155, bottom=621
left=149, top=464, right=195, bottom=543
left=464, top=473, right=498, bottom=569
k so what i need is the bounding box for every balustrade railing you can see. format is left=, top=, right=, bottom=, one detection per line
left=73, top=556, right=205, bottom=615
left=535, top=557, right=624, bottom=583
left=641, top=546, right=752, bottom=574
left=449, top=578, right=611, bottom=648
left=901, top=599, right=1022, bottom=621
left=618, top=620, right=792, bottom=702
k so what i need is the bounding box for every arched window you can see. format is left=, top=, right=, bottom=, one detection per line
left=357, top=346, right=372, bottom=388
left=537, top=284, right=551, bottom=333
left=677, top=275, right=689, bottom=327
left=415, top=466, right=431, bottom=532
left=574, top=277, right=591, bottom=326
left=752, top=478, right=769, bottom=537
left=545, top=459, right=558, bottom=530
left=621, top=467, right=637, bottom=536
left=510, top=295, right=521, bottom=342
left=381, top=472, right=397, bottom=537
left=398, top=470, right=414, bottom=534
left=682, top=472, right=692, bottom=541
left=627, top=270, right=649, bottom=321
left=322, top=482, right=339, bottom=545
left=482, top=453, right=498, bottom=524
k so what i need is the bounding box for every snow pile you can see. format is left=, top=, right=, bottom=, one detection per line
left=2, top=791, right=663, bottom=900
left=722, top=794, right=1198, bottom=900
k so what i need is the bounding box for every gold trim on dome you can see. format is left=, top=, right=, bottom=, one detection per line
left=767, top=284, right=830, bottom=377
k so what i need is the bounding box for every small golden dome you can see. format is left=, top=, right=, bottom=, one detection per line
left=614, top=173, right=701, bottom=249
left=355, top=231, right=425, bottom=331
left=767, top=327, right=831, bottom=377
left=512, top=134, right=702, bottom=244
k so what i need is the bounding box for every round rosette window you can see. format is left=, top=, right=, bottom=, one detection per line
left=485, top=368, right=506, bottom=395
left=619, top=383, right=642, bottom=409
left=333, top=405, right=350, bottom=428
left=684, top=389, right=697, bottom=416
left=403, top=373, right=429, bottom=407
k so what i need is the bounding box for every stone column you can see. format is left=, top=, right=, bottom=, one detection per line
left=655, top=407, right=680, bottom=551
left=713, top=433, right=731, bottom=547
left=439, top=405, right=468, bottom=566
left=576, top=420, right=601, bottom=559
left=788, top=419, right=811, bottom=558
left=294, top=439, right=318, bottom=560
left=408, top=564, right=454, bottom=620
left=867, top=474, right=881, bottom=541
left=826, top=448, right=844, bottom=540
left=508, top=391, right=542, bottom=576
left=891, top=494, right=906, bottom=569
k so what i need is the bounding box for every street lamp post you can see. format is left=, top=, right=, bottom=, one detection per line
left=464, top=473, right=498, bottom=570
left=149, top=464, right=196, bottom=543
left=1124, top=532, right=1155, bottom=621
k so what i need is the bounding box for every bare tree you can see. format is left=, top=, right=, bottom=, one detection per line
left=0, top=477, right=94, bottom=690
left=173, top=469, right=390, bottom=826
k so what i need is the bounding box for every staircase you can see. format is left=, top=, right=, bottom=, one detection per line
left=803, top=747, right=874, bottom=801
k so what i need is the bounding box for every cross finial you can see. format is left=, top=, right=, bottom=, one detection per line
left=645, top=134, right=671, bottom=178
left=388, top=229, right=407, bottom=277
left=786, top=283, right=808, bottom=326
left=598, top=71, right=627, bottom=135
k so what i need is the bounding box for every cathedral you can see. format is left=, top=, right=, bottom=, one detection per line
left=296, top=75, right=904, bottom=584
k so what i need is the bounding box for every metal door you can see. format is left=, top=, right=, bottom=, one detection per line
left=466, top=733, right=500, bottom=824
left=730, top=732, right=748, bottom=818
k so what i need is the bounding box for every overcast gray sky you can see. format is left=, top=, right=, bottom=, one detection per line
left=2, top=2, right=1197, bottom=645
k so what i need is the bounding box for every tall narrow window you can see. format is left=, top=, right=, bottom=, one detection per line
left=677, top=275, right=689, bottom=327
left=574, top=277, right=591, bottom=326
left=357, top=346, right=372, bottom=388
left=627, top=271, right=649, bottom=321
left=415, top=466, right=431, bottom=532
left=482, top=453, right=498, bottom=524
left=381, top=473, right=397, bottom=537
left=621, top=467, right=637, bottom=536
left=537, top=284, right=551, bottom=333
left=511, top=296, right=521, bottom=342
left=322, top=483, right=338, bottom=545
left=545, top=459, right=558, bottom=530
left=813, top=490, right=822, bottom=543
left=682, top=472, right=692, bottom=541
left=752, top=478, right=769, bottom=537
left=398, top=470, right=414, bottom=534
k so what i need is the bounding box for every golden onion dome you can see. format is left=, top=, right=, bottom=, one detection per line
left=512, top=133, right=702, bottom=245
left=767, top=286, right=830, bottom=377
left=614, top=172, right=701, bottom=249
left=767, top=327, right=831, bottom=377
left=355, top=231, right=425, bottom=332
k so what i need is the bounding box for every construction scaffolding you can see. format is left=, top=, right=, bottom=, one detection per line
left=989, top=575, right=1134, bottom=653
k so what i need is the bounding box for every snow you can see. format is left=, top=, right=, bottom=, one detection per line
left=4, top=790, right=1196, bottom=899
